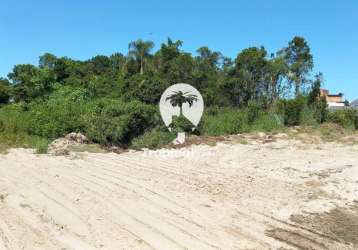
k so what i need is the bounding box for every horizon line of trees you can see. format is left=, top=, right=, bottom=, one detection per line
left=0, top=36, right=319, bottom=107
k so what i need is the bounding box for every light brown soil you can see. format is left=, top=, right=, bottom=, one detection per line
left=0, top=137, right=358, bottom=249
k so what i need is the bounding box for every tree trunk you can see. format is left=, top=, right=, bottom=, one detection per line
left=179, top=104, right=183, bottom=116
left=140, top=57, right=144, bottom=75
left=295, top=79, right=300, bottom=97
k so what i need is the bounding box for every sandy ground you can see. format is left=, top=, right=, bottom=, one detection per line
left=0, top=138, right=358, bottom=250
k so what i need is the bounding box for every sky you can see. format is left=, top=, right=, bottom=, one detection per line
left=1, top=0, right=357, bottom=100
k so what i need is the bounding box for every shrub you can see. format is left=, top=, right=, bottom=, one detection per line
left=299, top=106, right=318, bottom=126
left=328, top=109, right=358, bottom=129
left=0, top=104, right=32, bottom=134
left=0, top=130, right=49, bottom=154
left=251, top=113, right=284, bottom=132
left=0, top=79, right=10, bottom=104
left=27, top=86, right=91, bottom=139
left=122, top=73, right=169, bottom=104
left=311, top=98, right=328, bottom=123
left=131, top=129, right=176, bottom=149
left=281, top=96, right=306, bottom=126
left=169, top=115, right=195, bottom=133
left=247, top=100, right=262, bottom=124
left=84, top=99, right=159, bottom=145
left=199, top=108, right=248, bottom=136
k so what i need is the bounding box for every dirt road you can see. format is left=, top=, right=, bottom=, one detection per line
left=0, top=138, right=357, bottom=249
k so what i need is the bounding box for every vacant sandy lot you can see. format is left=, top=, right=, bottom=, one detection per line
left=0, top=138, right=358, bottom=250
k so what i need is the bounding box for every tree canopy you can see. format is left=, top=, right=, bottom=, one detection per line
left=3, top=36, right=317, bottom=107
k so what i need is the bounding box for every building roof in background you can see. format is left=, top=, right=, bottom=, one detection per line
left=320, top=89, right=343, bottom=97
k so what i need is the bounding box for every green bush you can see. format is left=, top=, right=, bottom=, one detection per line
left=199, top=108, right=248, bottom=136
left=0, top=79, right=10, bottom=104
left=247, top=100, right=262, bottom=124
left=84, top=99, right=159, bottom=145
left=0, top=104, right=32, bottom=134
left=311, top=98, right=328, bottom=123
left=27, top=86, right=91, bottom=139
left=131, top=129, right=176, bottom=149
left=122, top=73, right=169, bottom=104
left=328, top=109, right=358, bottom=129
left=169, top=115, right=195, bottom=133
left=251, top=113, right=284, bottom=132
left=0, top=131, right=49, bottom=154
left=280, top=96, right=306, bottom=126
left=299, top=106, right=318, bottom=126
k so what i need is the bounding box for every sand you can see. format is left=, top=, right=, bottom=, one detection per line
left=0, top=138, right=358, bottom=249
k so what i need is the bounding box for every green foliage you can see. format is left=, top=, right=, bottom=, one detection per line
left=27, top=86, right=90, bottom=139
left=169, top=115, right=195, bottom=133
left=128, top=39, right=154, bottom=75
left=122, top=73, right=168, bottom=104
left=0, top=78, right=11, bottom=104
left=299, top=106, right=318, bottom=126
left=0, top=104, right=33, bottom=135
left=279, top=36, right=314, bottom=95
left=131, top=129, right=176, bottom=149
left=0, top=104, right=49, bottom=153
left=8, top=65, right=55, bottom=102
left=306, top=73, right=328, bottom=123
left=247, top=101, right=262, bottom=124
left=328, top=109, right=358, bottom=129
left=199, top=108, right=248, bottom=136
left=251, top=113, right=284, bottom=132
left=280, top=96, right=307, bottom=126
left=87, top=75, right=121, bottom=98
left=1, top=36, right=351, bottom=153
left=84, top=99, right=159, bottom=145
left=0, top=131, right=49, bottom=154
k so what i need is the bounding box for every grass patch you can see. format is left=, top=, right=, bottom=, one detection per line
left=0, top=132, right=49, bottom=154
left=69, top=144, right=106, bottom=153
left=130, top=129, right=176, bottom=150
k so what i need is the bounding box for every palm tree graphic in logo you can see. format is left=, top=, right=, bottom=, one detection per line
left=159, top=84, right=204, bottom=144
left=166, top=91, right=198, bottom=116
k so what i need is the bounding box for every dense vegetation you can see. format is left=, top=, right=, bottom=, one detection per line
left=0, top=36, right=357, bottom=152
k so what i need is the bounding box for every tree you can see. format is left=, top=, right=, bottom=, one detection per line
left=154, top=38, right=183, bottom=74
left=0, top=78, right=10, bottom=104
left=128, top=39, right=154, bottom=75
left=307, top=73, right=327, bottom=123
left=39, top=53, right=57, bottom=69
left=158, top=38, right=182, bottom=63
left=121, top=72, right=168, bottom=104
left=267, top=55, right=289, bottom=101
left=196, top=46, right=222, bottom=68
left=225, top=47, right=269, bottom=106
left=308, top=72, right=324, bottom=105
left=166, top=91, right=198, bottom=116
left=110, top=53, right=126, bottom=74
left=85, top=55, right=112, bottom=76
left=7, top=63, right=56, bottom=102
left=8, top=64, right=38, bottom=101
left=279, top=36, right=313, bottom=96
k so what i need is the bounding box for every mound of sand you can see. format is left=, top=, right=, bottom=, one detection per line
left=48, top=132, right=88, bottom=155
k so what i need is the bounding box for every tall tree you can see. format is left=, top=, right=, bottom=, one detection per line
left=128, top=39, right=154, bottom=75
left=196, top=46, right=222, bottom=68
left=279, top=36, right=313, bottom=96
left=231, top=47, right=269, bottom=105
left=39, top=53, right=57, bottom=69
left=0, top=78, right=10, bottom=104
left=308, top=72, right=324, bottom=105
left=267, top=55, right=289, bottom=101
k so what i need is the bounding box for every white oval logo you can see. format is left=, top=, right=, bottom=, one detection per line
left=159, top=83, right=204, bottom=131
